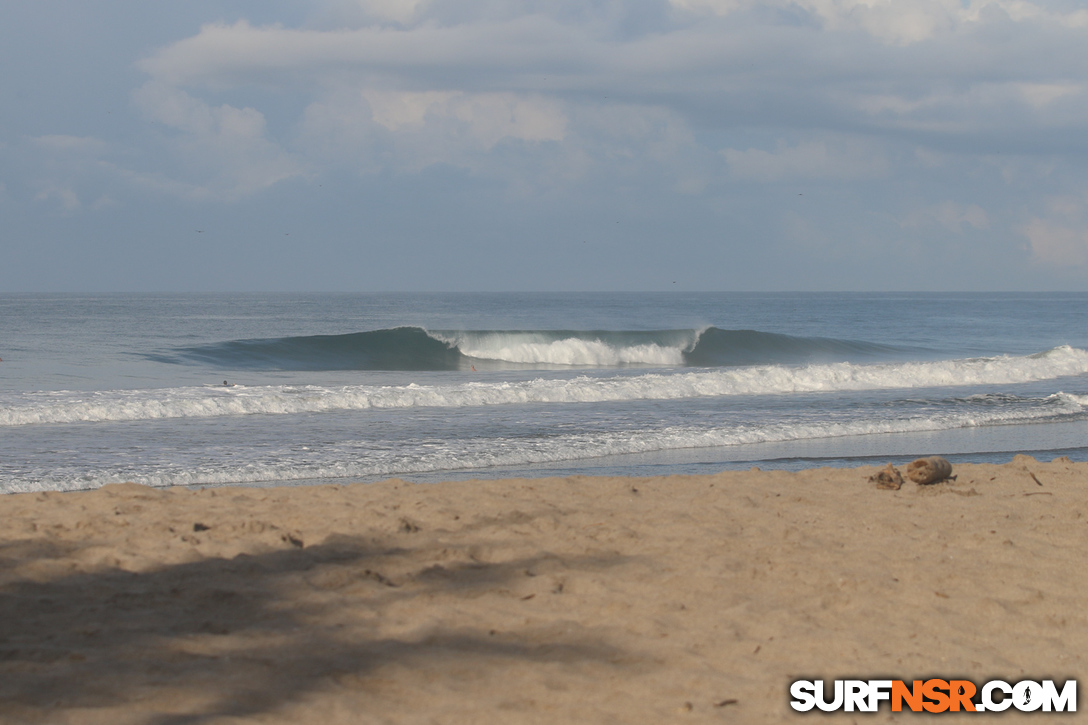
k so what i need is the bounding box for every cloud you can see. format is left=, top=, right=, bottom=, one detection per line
left=135, top=18, right=592, bottom=90
left=1023, top=195, right=1088, bottom=266
left=1023, top=219, right=1088, bottom=266
left=353, top=0, right=428, bottom=23
left=32, top=135, right=109, bottom=155
left=669, top=0, right=1088, bottom=45
left=33, top=184, right=83, bottom=212
left=721, top=139, right=888, bottom=181
left=132, top=4, right=1088, bottom=154
left=1015, top=82, right=1083, bottom=109
left=298, top=88, right=568, bottom=177
left=363, top=90, right=567, bottom=145
left=5, top=0, right=1088, bottom=291
left=299, top=86, right=703, bottom=195
left=19, top=88, right=308, bottom=210
left=132, top=82, right=306, bottom=199
left=35, top=0, right=1088, bottom=219
left=19, top=132, right=208, bottom=211
left=903, top=201, right=990, bottom=231
left=25, top=135, right=115, bottom=212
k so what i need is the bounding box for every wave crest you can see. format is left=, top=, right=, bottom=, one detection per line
left=165, top=326, right=901, bottom=371
left=6, top=346, right=1088, bottom=426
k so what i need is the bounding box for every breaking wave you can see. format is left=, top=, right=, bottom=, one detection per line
left=5, top=346, right=1088, bottom=427
left=8, top=398, right=1086, bottom=492
left=162, top=326, right=901, bottom=371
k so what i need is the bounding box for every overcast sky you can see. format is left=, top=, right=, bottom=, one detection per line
left=2, top=0, right=1087, bottom=291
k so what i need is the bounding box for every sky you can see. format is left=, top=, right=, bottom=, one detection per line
left=2, top=0, right=1088, bottom=292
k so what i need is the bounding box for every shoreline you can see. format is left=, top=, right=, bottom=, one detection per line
left=2, top=457, right=1085, bottom=723
left=8, top=415, right=1088, bottom=495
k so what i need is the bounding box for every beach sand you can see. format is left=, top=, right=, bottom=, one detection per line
left=1, top=456, right=1085, bottom=723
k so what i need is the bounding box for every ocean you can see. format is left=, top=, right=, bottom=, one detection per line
left=2, top=292, right=1086, bottom=494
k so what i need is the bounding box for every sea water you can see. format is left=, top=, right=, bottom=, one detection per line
left=1, top=292, right=1086, bottom=494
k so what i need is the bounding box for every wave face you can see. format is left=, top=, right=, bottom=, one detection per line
left=173, top=327, right=462, bottom=371
left=7, top=346, right=1088, bottom=426
left=683, top=327, right=897, bottom=366
left=168, top=326, right=901, bottom=371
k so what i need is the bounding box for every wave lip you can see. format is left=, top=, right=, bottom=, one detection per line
left=5, top=346, right=1088, bottom=426
left=167, top=326, right=903, bottom=371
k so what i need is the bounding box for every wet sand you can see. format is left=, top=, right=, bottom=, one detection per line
left=1, top=456, right=1085, bottom=723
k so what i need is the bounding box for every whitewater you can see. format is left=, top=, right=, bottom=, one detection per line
left=2, top=292, right=1087, bottom=493
left=4, top=345, right=1088, bottom=426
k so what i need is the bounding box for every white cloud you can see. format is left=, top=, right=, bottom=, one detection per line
left=42, top=0, right=1080, bottom=223
left=1015, top=82, right=1083, bottom=109
left=132, top=82, right=306, bottom=199
left=299, top=88, right=567, bottom=176
left=1023, top=195, right=1088, bottom=266
left=299, top=86, right=703, bottom=194
left=802, top=0, right=954, bottom=45
left=132, top=5, right=1088, bottom=153
left=363, top=90, right=458, bottom=130
left=1023, top=219, right=1088, bottom=266
left=7, top=0, right=1088, bottom=291
left=135, top=18, right=588, bottom=90
left=670, top=0, right=1088, bottom=45
left=362, top=90, right=566, bottom=146
left=721, top=139, right=887, bottom=181
left=353, top=0, right=428, bottom=23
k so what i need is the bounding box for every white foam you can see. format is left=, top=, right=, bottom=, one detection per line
left=437, top=331, right=690, bottom=366
left=5, top=396, right=1082, bottom=493
left=1053, top=391, right=1088, bottom=406
left=2, top=346, right=1087, bottom=427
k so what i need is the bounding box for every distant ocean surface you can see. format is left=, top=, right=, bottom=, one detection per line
left=2, top=292, right=1087, bottom=494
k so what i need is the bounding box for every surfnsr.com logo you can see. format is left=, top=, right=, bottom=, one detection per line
left=790, top=679, right=1076, bottom=713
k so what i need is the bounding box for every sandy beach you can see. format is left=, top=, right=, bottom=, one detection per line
left=1, top=457, right=1085, bottom=723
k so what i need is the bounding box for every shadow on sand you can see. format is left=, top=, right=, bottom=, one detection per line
left=0, top=524, right=629, bottom=723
